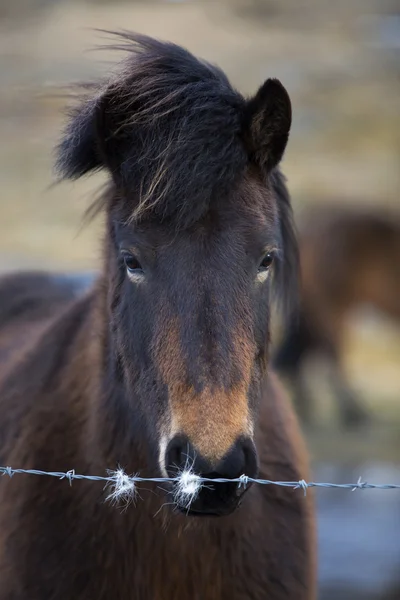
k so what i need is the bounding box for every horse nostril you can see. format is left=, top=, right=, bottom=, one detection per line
left=165, top=434, right=193, bottom=477
left=167, top=443, right=182, bottom=470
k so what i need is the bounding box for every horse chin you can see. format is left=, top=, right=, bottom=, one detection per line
left=172, top=482, right=250, bottom=518
left=175, top=502, right=241, bottom=518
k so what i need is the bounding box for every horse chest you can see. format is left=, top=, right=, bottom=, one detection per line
left=113, top=522, right=228, bottom=600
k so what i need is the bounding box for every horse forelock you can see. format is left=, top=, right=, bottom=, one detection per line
left=70, top=32, right=248, bottom=229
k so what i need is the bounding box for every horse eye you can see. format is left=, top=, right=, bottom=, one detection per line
left=123, top=254, right=143, bottom=273
left=259, top=252, right=274, bottom=271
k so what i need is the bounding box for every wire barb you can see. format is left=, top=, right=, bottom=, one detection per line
left=294, top=479, right=308, bottom=496
left=105, top=468, right=138, bottom=507
left=237, top=474, right=249, bottom=489
left=173, top=469, right=202, bottom=510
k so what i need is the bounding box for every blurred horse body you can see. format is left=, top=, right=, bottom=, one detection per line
left=273, top=204, right=400, bottom=426
left=0, top=34, right=315, bottom=599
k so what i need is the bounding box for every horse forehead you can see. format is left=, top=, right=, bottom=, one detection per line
left=159, top=212, right=274, bottom=263
left=133, top=172, right=276, bottom=247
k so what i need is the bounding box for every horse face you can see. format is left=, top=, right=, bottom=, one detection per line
left=110, top=174, right=286, bottom=516
left=56, top=34, right=296, bottom=516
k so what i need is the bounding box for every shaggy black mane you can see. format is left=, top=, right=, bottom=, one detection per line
left=56, top=32, right=249, bottom=228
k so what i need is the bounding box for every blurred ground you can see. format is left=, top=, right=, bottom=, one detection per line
left=0, top=1, right=399, bottom=598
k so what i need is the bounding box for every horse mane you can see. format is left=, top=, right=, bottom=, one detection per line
left=56, top=31, right=249, bottom=229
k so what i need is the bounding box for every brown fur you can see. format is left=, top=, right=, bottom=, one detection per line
left=0, top=280, right=316, bottom=598
left=169, top=384, right=251, bottom=464
left=0, top=34, right=316, bottom=599
left=156, top=317, right=253, bottom=463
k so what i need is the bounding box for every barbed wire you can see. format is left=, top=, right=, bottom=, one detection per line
left=1, top=465, right=400, bottom=507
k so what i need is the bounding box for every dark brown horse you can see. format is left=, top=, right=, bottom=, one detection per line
left=273, top=203, right=400, bottom=427
left=0, top=34, right=316, bottom=599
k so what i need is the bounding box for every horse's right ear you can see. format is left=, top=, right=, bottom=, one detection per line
left=55, top=88, right=125, bottom=181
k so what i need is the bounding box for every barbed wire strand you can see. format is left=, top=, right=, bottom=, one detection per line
left=1, top=466, right=400, bottom=500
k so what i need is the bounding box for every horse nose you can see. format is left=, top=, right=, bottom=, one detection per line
left=164, top=434, right=258, bottom=516
left=165, top=434, right=258, bottom=481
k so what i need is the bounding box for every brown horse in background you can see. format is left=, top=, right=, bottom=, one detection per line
left=0, top=34, right=316, bottom=599
left=273, top=204, right=400, bottom=427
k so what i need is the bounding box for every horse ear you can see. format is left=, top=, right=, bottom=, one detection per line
left=55, top=88, right=126, bottom=181
left=243, top=78, right=291, bottom=171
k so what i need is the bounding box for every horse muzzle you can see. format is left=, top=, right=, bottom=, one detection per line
left=173, top=477, right=252, bottom=517
left=165, top=434, right=258, bottom=517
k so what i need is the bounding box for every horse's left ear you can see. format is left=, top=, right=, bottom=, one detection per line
left=243, top=79, right=292, bottom=171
